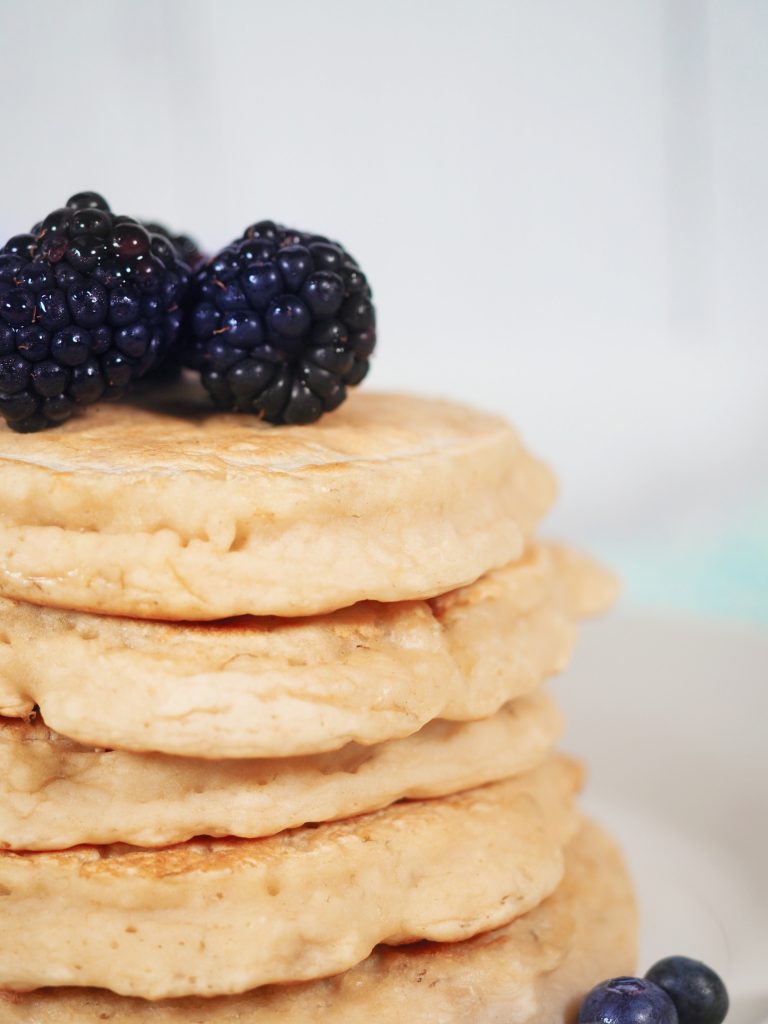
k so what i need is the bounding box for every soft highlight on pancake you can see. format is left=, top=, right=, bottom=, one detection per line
left=0, top=386, right=556, bottom=620
left=0, top=758, right=580, bottom=1000
left=0, top=821, right=636, bottom=1022
left=0, top=691, right=561, bottom=850
left=0, top=544, right=615, bottom=757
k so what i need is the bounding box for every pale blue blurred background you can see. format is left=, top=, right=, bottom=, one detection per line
left=0, top=0, right=765, bottom=621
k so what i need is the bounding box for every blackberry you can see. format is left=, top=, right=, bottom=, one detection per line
left=0, top=192, right=192, bottom=432
left=182, top=221, right=376, bottom=425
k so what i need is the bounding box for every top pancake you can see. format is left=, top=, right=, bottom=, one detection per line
left=0, top=381, right=555, bottom=619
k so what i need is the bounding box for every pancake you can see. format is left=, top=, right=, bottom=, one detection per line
left=0, top=543, right=614, bottom=757
left=0, top=691, right=561, bottom=850
left=0, top=758, right=579, bottom=999
left=0, top=383, right=555, bottom=620
left=0, top=820, right=636, bottom=1022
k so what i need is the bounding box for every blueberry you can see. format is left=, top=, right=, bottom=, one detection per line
left=579, top=977, right=679, bottom=1024
left=646, top=958, right=728, bottom=1024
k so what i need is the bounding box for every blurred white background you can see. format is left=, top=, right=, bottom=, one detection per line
left=1, top=0, right=765, bottom=618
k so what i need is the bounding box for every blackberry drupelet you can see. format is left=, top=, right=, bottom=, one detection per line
left=143, top=221, right=205, bottom=270
left=183, top=221, right=376, bottom=425
left=0, top=192, right=192, bottom=432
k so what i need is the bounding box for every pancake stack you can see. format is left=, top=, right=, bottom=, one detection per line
left=0, top=385, right=636, bottom=1022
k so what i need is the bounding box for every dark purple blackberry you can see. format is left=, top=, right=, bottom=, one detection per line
left=0, top=192, right=192, bottom=432
left=142, top=221, right=205, bottom=270
left=182, top=221, right=376, bottom=425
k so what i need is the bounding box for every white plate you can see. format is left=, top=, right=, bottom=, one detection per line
left=558, top=609, right=768, bottom=1024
